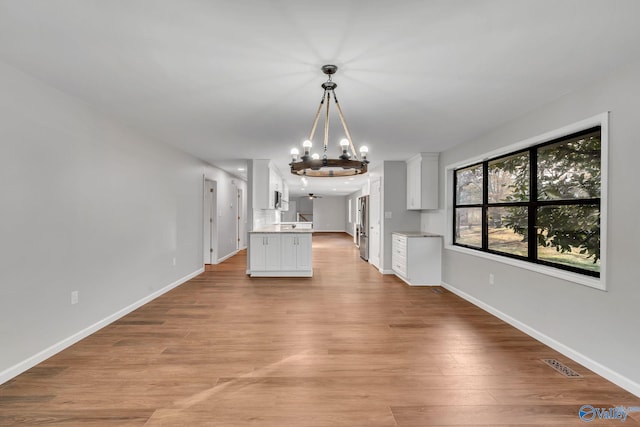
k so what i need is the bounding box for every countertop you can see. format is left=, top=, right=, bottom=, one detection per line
left=392, top=231, right=443, bottom=238
left=250, top=225, right=314, bottom=234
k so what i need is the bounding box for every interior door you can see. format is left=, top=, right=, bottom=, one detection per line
left=236, top=187, right=243, bottom=250
left=204, top=179, right=217, bottom=264
left=369, top=177, right=381, bottom=269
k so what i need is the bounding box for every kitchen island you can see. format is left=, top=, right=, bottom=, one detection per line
left=248, top=224, right=313, bottom=277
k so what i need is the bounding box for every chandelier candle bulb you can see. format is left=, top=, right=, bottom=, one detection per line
left=302, top=140, right=312, bottom=159
left=359, top=145, right=368, bottom=161
left=290, top=147, right=299, bottom=161
left=340, top=138, right=350, bottom=159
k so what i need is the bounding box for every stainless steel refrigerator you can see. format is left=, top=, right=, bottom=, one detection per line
left=358, top=195, right=369, bottom=261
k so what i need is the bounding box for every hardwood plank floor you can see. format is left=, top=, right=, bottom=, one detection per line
left=1, top=232, right=638, bottom=426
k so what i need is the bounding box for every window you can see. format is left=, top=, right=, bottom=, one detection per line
left=453, top=126, right=602, bottom=278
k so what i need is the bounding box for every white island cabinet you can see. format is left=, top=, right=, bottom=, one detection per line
left=280, top=234, right=312, bottom=271
left=249, top=227, right=312, bottom=277
left=249, top=234, right=281, bottom=272
left=392, top=232, right=442, bottom=286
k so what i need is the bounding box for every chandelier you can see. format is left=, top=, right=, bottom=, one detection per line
left=289, top=65, right=369, bottom=177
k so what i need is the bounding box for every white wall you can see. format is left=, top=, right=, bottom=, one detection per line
left=0, top=61, right=243, bottom=383
left=281, top=200, right=297, bottom=222
left=296, top=196, right=313, bottom=220
left=422, top=58, right=640, bottom=395
left=313, top=196, right=347, bottom=232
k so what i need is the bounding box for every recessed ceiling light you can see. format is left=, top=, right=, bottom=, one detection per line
left=237, top=167, right=245, bottom=171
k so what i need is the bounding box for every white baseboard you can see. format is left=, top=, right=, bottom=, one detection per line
left=216, top=250, right=238, bottom=264
left=249, top=270, right=313, bottom=277
left=441, top=281, right=640, bottom=398
left=0, top=268, right=204, bottom=385
left=396, top=274, right=440, bottom=286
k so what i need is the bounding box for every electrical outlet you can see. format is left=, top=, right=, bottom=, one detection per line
left=71, top=291, right=79, bottom=305
left=489, top=274, right=495, bottom=285
left=172, top=257, right=177, bottom=266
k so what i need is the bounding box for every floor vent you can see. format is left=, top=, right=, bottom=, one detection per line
left=542, top=358, right=582, bottom=378
left=431, top=288, right=444, bottom=294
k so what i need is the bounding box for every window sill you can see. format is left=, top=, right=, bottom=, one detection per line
left=444, top=244, right=606, bottom=291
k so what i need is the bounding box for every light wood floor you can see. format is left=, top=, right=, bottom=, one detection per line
left=1, top=233, right=638, bottom=426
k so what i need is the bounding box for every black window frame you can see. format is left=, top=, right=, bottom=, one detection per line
left=453, top=126, right=601, bottom=278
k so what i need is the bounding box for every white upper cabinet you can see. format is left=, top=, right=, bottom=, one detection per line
left=253, top=159, right=285, bottom=210
left=406, top=153, right=439, bottom=210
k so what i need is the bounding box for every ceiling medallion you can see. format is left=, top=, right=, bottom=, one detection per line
left=289, top=65, right=369, bottom=177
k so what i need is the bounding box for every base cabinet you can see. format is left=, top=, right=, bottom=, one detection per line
left=392, top=233, right=442, bottom=286
left=249, top=232, right=312, bottom=277
left=280, top=234, right=312, bottom=271
left=249, top=234, right=281, bottom=271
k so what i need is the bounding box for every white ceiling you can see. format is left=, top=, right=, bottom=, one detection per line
left=1, top=1, right=640, bottom=196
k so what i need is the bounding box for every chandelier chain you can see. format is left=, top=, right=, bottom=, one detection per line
left=323, top=90, right=330, bottom=159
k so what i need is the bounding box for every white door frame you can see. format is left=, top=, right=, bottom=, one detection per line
left=369, top=176, right=382, bottom=270
left=236, top=186, right=244, bottom=250
left=203, top=178, right=218, bottom=264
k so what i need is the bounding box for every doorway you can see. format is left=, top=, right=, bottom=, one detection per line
left=236, top=187, right=244, bottom=250
left=203, top=179, right=217, bottom=264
